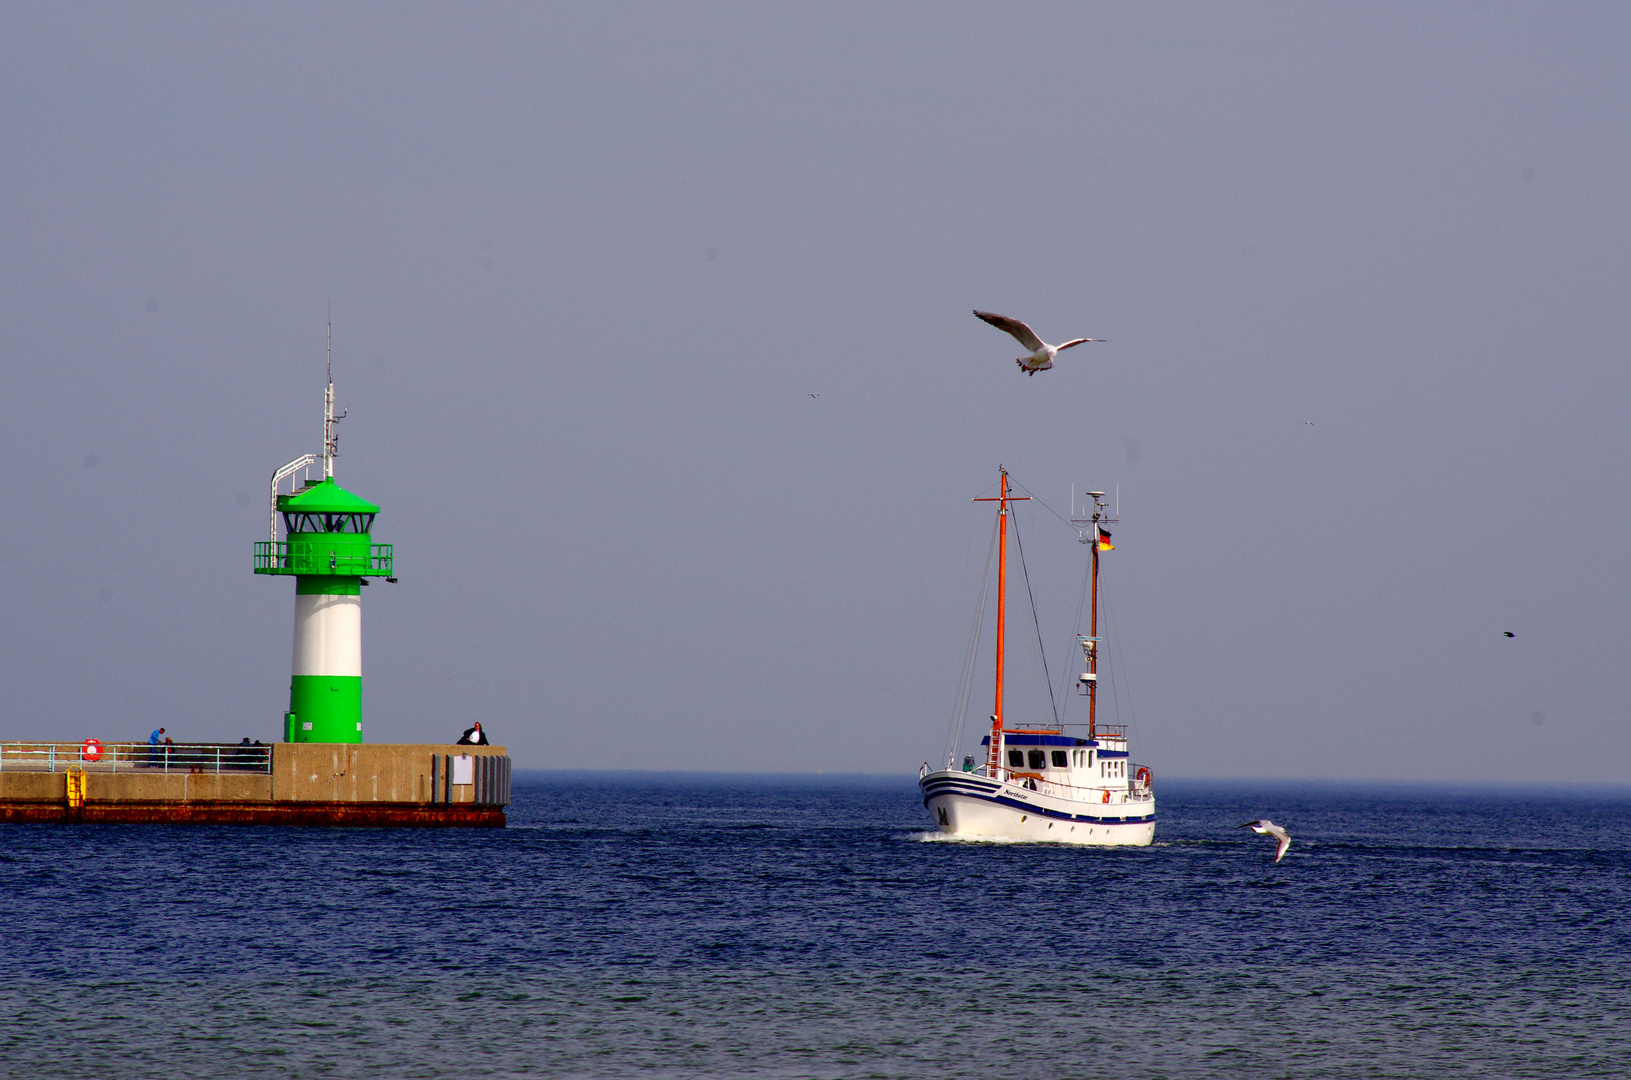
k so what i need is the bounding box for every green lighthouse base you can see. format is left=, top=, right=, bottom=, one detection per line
left=287, top=676, right=363, bottom=743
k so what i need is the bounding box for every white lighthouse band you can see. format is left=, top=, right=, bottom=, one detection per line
left=292, top=590, right=362, bottom=678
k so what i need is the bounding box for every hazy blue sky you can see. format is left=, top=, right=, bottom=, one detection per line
left=2, top=4, right=1627, bottom=782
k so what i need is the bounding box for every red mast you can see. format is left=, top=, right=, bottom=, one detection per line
left=975, top=469, right=1027, bottom=776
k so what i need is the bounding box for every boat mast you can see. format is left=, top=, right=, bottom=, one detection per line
left=1080, top=489, right=1115, bottom=739
left=994, top=470, right=1008, bottom=765
left=975, top=469, right=1027, bottom=776
left=1089, top=493, right=1100, bottom=739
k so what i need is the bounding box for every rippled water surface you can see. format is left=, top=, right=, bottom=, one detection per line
left=3, top=776, right=1629, bottom=1078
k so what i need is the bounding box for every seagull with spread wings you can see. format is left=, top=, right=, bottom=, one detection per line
left=973, top=310, right=1106, bottom=375
left=1241, top=819, right=1292, bottom=863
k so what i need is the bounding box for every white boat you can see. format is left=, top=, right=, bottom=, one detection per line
left=919, top=469, right=1155, bottom=845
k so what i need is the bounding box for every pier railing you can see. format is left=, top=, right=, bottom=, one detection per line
left=0, top=742, right=272, bottom=775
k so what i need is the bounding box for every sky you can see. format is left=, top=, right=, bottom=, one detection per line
left=1, top=3, right=1627, bottom=783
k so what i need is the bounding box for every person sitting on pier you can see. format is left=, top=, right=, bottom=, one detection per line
left=457, top=722, right=489, bottom=746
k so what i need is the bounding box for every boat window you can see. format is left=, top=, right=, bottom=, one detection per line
left=1027, top=749, right=1045, bottom=770
left=1007, top=749, right=1024, bottom=768
left=1051, top=750, right=1068, bottom=768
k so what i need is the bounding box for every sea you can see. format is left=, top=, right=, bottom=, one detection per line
left=2, top=775, right=1628, bottom=1079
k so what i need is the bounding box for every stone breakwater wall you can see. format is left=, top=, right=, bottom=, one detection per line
left=0, top=743, right=510, bottom=827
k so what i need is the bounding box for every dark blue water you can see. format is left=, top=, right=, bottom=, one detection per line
left=2, top=777, right=1629, bottom=1078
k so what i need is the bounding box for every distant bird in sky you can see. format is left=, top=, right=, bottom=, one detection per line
left=1504, top=631, right=1515, bottom=638
left=807, top=393, right=819, bottom=398
left=1241, top=819, right=1292, bottom=863
left=973, top=310, right=1105, bottom=376
left=1305, top=420, right=1315, bottom=426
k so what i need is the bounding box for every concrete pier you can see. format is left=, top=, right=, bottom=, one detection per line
left=0, top=742, right=511, bottom=827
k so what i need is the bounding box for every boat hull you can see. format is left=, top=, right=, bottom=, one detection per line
left=919, top=769, right=1154, bottom=846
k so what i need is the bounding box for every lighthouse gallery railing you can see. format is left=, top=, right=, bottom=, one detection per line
left=254, top=541, right=393, bottom=576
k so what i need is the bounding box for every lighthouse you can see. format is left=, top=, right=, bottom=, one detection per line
left=253, top=341, right=393, bottom=743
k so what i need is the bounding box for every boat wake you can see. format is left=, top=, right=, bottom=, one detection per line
left=907, top=830, right=1077, bottom=846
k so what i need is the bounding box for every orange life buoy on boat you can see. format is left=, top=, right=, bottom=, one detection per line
left=1102, top=789, right=1111, bottom=803
left=81, top=738, right=103, bottom=762
left=1136, top=766, right=1152, bottom=787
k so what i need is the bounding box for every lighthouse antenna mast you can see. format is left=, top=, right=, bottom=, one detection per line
left=322, top=317, right=347, bottom=479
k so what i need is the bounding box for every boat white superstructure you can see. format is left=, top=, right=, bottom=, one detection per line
left=919, top=470, right=1154, bottom=845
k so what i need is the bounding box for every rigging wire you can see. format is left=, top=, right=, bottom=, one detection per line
left=1009, top=478, right=1078, bottom=535
left=944, top=513, right=999, bottom=767
left=1105, top=602, right=1125, bottom=728
left=1058, top=547, right=1093, bottom=723
left=1010, top=508, right=1060, bottom=727
left=1099, top=576, right=1142, bottom=733
left=1008, top=474, right=1101, bottom=727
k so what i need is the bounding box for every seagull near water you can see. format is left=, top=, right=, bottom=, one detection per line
left=1241, top=819, right=1292, bottom=863
left=973, top=310, right=1105, bottom=376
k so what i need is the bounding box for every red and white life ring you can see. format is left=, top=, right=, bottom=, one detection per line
left=1136, top=766, right=1152, bottom=787
left=1102, top=789, right=1111, bottom=803
left=81, top=738, right=104, bottom=762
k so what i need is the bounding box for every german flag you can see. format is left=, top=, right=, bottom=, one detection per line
left=1097, top=528, right=1114, bottom=551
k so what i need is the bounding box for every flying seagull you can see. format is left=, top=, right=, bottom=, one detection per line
left=973, top=310, right=1105, bottom=376
left=1241, top=819, right=1292, bottom=863
left=1504, top=631, right=1515, bottom=638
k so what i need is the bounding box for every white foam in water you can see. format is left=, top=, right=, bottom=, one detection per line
left=908, top=830, right=1054, bottom=844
